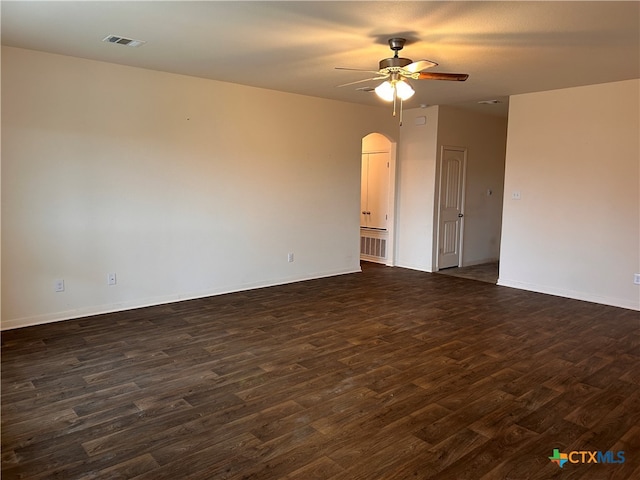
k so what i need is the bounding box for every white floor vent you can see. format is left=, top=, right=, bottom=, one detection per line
left=360, top=230, right=387, bottom=263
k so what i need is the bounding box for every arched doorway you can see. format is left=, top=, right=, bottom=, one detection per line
left=360, top=133, right=397, bottom=266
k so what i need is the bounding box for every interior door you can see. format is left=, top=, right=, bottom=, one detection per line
left=361, top=154, right=369, bottom=227
left=438, top=147, right=466, bottom=269
left=361, top=152, right=389, bottom=229
left=366, top=152, right=389, bottom=229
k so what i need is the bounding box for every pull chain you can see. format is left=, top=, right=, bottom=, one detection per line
left=392, top=87, right=397, bottom=117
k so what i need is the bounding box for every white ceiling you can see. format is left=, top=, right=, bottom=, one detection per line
left=2, top=1, right=639, bottom=117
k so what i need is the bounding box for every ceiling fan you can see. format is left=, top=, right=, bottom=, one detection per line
left=336, top=38, right=469, bottom=123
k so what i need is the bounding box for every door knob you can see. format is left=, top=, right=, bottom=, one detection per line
left=458, top=213, right=464, bottom=218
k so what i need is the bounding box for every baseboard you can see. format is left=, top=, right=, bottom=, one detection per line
left=497, top=278, right=640, bottom=311
left=393, top=261, right=434, bottom=273
left=1, top=267, right=362, bottom=330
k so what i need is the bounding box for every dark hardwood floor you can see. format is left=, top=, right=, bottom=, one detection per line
left=2, top=262, right=639, bottom=479
left=437, top=262, right=499, bottom=284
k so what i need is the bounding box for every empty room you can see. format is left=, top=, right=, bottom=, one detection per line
left=2, top=1, right=639, bottom=479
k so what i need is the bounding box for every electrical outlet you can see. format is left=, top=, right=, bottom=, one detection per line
left=54, top=279, right=65, bottom=292
left=634, top=273, right=640, bottom=285
left=511, top=191, right=521, bottom=200
left=108, top=273, right=117, bottom=286
left=287, top=253, right=294, bottom=263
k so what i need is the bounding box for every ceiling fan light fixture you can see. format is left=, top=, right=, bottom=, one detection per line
left=374, top=79, right=415, bottom=102
left=395, top=79, right=415, bottom=100
left=374, top=81, right=395, bottom=102
left=337, top=36, right=469, bottom=121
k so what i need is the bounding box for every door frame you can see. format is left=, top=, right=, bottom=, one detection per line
left=435, top=145, right=467, bottom=271
left=387, top=141, right=397, bottom=266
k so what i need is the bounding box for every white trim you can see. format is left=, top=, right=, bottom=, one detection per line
left=386, top=141, right=398, bottom=266
left=497, top=278, right=640, bottom=311
left=392, top=262, right=434, bottom=273
left=0, top=267, right=362, bottom=331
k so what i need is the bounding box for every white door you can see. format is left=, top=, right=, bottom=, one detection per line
left=367, top=152, right=389, bottom=229
left=361, top=154, right=369, bottom=227
left=437, top=147, right=467, bottom=269
left=361, top=152, right=389, bottom=229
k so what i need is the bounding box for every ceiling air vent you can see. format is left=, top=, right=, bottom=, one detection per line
left=102, top=35, right=146, bottom=47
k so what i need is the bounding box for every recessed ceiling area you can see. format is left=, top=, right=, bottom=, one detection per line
left=2, top=1, right=639, bottom=118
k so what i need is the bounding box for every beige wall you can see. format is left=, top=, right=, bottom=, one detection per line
left=500, top=79, right=640, bottom=310
left=362, top=132, right=392, bottom=153
left=395, top=106, right=440, bottom=271
left=1, top=46, right=398, bottom=328
left=4, top=47, right=636, bottom=328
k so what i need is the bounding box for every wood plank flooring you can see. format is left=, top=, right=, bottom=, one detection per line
left=437, top=262, right=499, bottom=284
left=2, top=262, right=639, bottom=479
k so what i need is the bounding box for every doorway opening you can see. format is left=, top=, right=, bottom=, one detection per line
left=360, top=133, right=397, bottom=266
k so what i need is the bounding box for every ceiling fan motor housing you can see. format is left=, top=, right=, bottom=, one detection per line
left=379, top=57, right=413, bottom=70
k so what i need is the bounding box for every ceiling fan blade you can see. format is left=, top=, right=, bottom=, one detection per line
left=405, top=59, right=438, bottom=73
left=417, top=72, right=469, bottom=81
left=337, top=76, right=389, bottom=88
left=335, top=67, right=384, bottom=75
